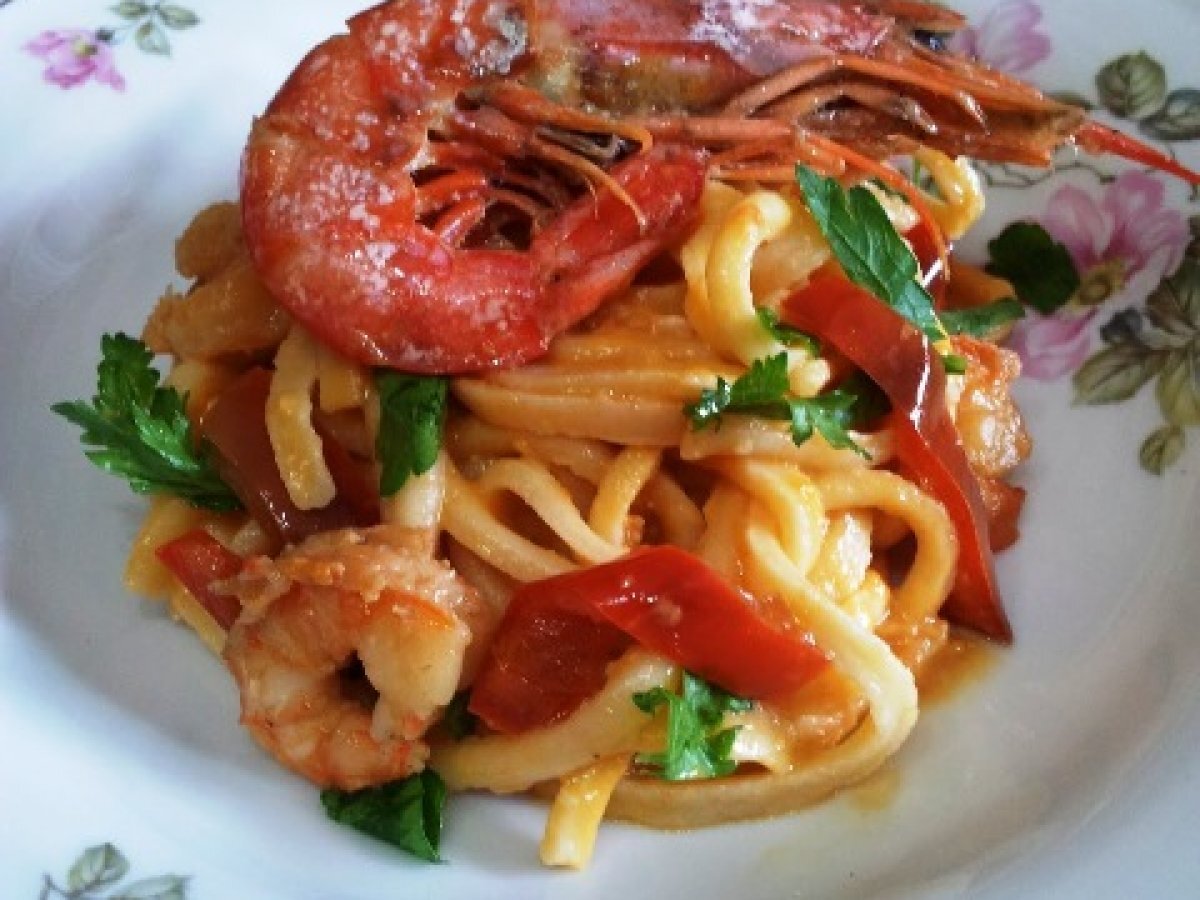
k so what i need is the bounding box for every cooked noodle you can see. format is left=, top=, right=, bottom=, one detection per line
left=127, top=152, right=1024, bottom=868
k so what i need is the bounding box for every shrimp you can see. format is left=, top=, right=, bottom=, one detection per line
left=240, top=3, right=706, bottom=374
left=223, top=524, right=490, bottom=790
left=950, top=335, right=1031, bottom=552
left=240, top=0, right=1200, bottom=375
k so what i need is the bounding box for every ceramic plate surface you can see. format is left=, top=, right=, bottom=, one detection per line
left=2, top=0, right=1198, bottom=897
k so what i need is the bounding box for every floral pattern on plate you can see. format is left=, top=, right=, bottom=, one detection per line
left=1007, top=172, right=1189, bottom=381
left=967, top=1, right=1200, bottom=473
left=39, top=844, right=187, bottom=900
left=21, top=2, right=200, bottom=91
left=2, top=0, right=1198, bottom=893
left=948, top=0, right=1051, bottom=74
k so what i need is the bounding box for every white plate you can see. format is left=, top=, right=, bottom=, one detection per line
left=2, top=1, right=1198, bottom=896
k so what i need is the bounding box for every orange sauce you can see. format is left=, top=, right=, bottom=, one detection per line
left=845, top=636, right=996, bottom=813
left=917, top=634, right=996, bottom=707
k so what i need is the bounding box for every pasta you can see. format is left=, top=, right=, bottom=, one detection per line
left=46, top=0, right=1200, bottom=872
left=112, top=144, right=1033, bottom=868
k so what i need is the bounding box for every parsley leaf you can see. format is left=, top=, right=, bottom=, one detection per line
left=685, top=354, right=869, bottom=458
left=374, top=371, right=448, bottom=496
left=756, top=308, right=821, bottom=356
left=52, top=333, right=239, bottom=511
left=321, top=769, right=447, bottom=863
left=985, top=221, right=1081, bottom=314
left=789, top=388, right=864, bottom=452
left=684, top=353, right=787, bottom=428
left=633, top=672, right=753, bottom=780
left=940, top=297, right=1026, bottom=338
left=796, top=165, right=946, bottom=343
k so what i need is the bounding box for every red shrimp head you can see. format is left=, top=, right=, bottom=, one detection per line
left=240, top=0, right=706, bottom=373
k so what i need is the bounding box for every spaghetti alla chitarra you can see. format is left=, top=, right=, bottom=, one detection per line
left=53, top=0, right=1200, bottom=873
left=94, top=163, right=1026, bottom=867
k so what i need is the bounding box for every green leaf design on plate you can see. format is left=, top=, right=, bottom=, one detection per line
left=67, top=843, right=129, bottom=892
left=110, top=1, right=150, bottom=19
left=1096, top=52, right=1167, bottom=118
left=1086, top=250, right=1200, bottom=473
left=1098, top=308, right=1151, bottom=349
left=110, top=875, right=189, bottom=900
left=1145, top=257, right=1200, bottom=341
left=1073, top=343, right=1165, bottom=405
left=1155, top=344, right=1200, bottom=426
left=1141, top=425, right=1186, bottom=475
left=1140, top=89, right=1200, bottom=141
left=45, top=844, right=188, bottom=900
left=156, top=4, right=200, bottom=29
left=135, top=20, right=171, bottom=55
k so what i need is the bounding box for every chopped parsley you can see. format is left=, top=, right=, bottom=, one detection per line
left=52, top=333, right=239, bottom=510
left=940, top=297, right=1026, bottom=338
left=796, top=165, right=947, bottom=344
left=374, top=371, right=448, bottom=496
left=633, top=672, right=753, bottom=780
left=985, top=221, right=1080, bottom=314
left=795, top=165, right=972, bottom=373
left=756, top=307, right=821, bottom=356
left=321, top=770, right=447, bottom=863
left=685, top=353, right=869, bottom=458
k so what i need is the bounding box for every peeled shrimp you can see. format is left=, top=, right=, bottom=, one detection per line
left=223, top=525, right=487, bottom=790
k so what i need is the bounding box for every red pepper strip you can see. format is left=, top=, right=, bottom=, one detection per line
left=1076, top=121, right=1200, bottom=186
left=199, top=368, right=379, bottom=550
left=904, top=215, right=947, bottom=307
left=782, top=271, right=1012, bottom=642
left=313, top=415, right=380, bottom=527
left=155, top=529, right=244, bottom=630
left=468, top=546, right=830, bottom=734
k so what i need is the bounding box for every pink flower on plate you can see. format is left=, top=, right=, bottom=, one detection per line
left=1009, top=309, right=1096, bottom=380
left=24, top=29, right=126, bottom=91
left=1011, top=171, right=1188, bottom=380
left=1042, top=170, right=1188, bottom=293
left=949, top=0, right=1051, bottom=75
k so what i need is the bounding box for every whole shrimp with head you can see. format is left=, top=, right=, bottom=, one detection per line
left=224, top=525, right=492, bottom=790
left=241, top=0, right=1200, bottom=377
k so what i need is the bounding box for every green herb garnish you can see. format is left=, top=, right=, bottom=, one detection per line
left=940, top=297, right=1027, bottom=338
left=685, top=353, right=868, bottom=458
left=633, top=672, right=753, bottom=780
left=52, top=333, right=239, bottom=510
left=321, top=770, right=447, bottom=863
left=374, top=371, right=448, bottom=496
left=985, top=221, right=1080, bottom=314
left=796, top=165, right=946, bottom=343
left=756, top=307, right=821, bottom=356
